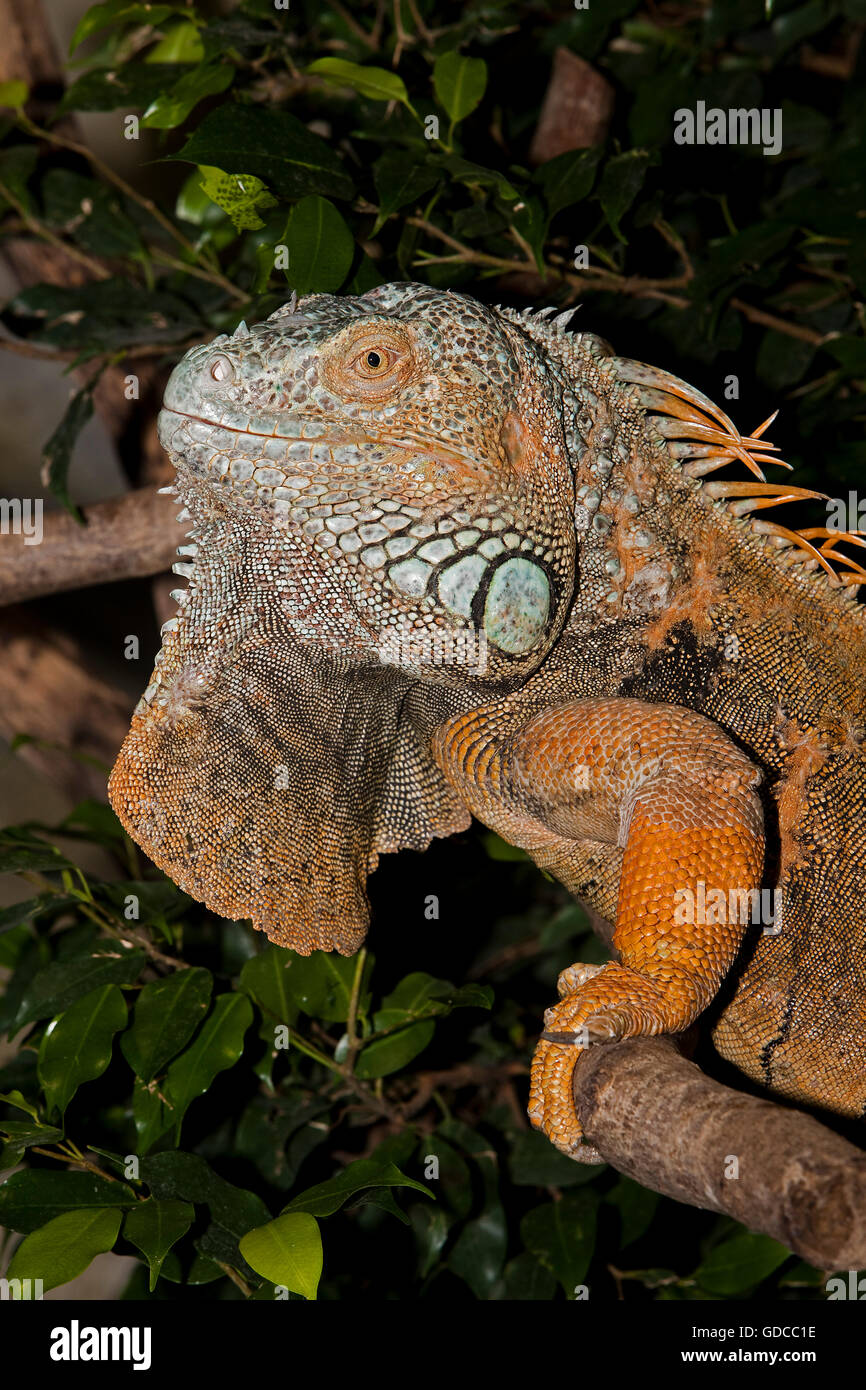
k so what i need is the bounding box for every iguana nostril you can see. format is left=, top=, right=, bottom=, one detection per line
left=209, top=355, right=233, bottom=383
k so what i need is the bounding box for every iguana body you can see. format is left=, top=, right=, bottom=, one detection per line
left=108, top=283, right=866, bottom=1156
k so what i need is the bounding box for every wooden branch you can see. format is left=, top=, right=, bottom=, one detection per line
left=0, top=488, right=186, bottom=607
left=573, top=1035, right=866, bottom=1268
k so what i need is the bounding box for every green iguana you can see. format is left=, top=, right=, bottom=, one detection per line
left=108, top=283, right=866, bottom=1157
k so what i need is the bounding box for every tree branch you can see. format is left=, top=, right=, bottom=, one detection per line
left=573, top=1035, right=866, bottom=1269
left=0, top=487, right=186, bottom=607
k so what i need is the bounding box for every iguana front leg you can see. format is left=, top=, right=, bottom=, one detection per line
left=432, top=697, right=765, bottom=1157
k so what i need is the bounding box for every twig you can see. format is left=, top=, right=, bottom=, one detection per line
left=344, top=946, right=367, bottom=1073
left=407, top=218, right=834, bottom=343
left=408, top=216, right=692, bottom=305
left=329, top=0, right=379, bottom=48
left=0, top=177, right=111, bottom=281
left=30, top=1145, right=123, bottom=1183
left=18, top=113, right=245, bottom=303
left=216, top=1260, right=254, bottom=1297
left=150, top=247, right=248, bottom=302
left=19, top=869, right=186, bottom=973
left=730, top=297, right=825, bottom=346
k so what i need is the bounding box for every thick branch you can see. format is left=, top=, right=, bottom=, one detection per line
left=0, top=487, right=185, bottom=607
left=573, top=1035, right=866, bottom=1268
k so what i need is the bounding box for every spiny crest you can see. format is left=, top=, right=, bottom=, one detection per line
left=509, top=304, right=864, bottom=598
left=614, top=358, right=866, bottom=593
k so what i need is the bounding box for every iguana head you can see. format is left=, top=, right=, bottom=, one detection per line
left=156, top=281, right=575, bottom=685
left=109, top=284, right=576, bottom=953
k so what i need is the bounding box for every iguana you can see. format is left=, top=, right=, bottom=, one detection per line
left=108, top=282, right=866, bottom=1158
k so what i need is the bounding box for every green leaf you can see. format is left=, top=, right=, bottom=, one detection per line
left=597, top=149, right=653, bottom=242
left=41, top=382, right=97, bottom=519
left=355, top=1020, right=435, bottom=1079
left=142, top=62, right=233, bottom=130
left=410, top=1203, right=450, bottom=1276
left=438, top=1118, right=500, bottom=1204
left=512, top=195, right=548, bottom=273
left=0, top=1089, right=39, bottom=1119
left=379, top=971, right=492, bottom=1018
left=120, top=967, right=212, bottom=1082
left=433, top=51, right=487, bottom=129
left=10, top=279, right=201, bottom=358
left=239, top=1212, right=322, bottom=1300
left=0, top=145, right=38, bottom=213
left=175, top=168, right=228, bottom=228
left=534, top=146, right=602, bottom=218
left=605, top=1176, right=659, bottom=1248
left=186, top=1252, right=223, bottom=1284
left=38, top=984, right=127, bottom=1117
left=276, top=195, right=354, bottom=296
left=0, top=828, right=74, bottom=873
left=14, top=947, right=145, bottom=1030
left=41, top=169, right=143, bottom=259
left=449, top=1205, right=507, bottom=1298
left=70, top=2, right=178, bottom=52
left=0, top=1119, right=64, bottom=1154
left=695, top=1232, right=792, bottom=1295
left=123, top=1198, right=193, bottom=1291
left=502, top=1251, right=558, bottom=1300
left=371, top=151, right=440, bottom=236
left=283, top=1158, right=431, bottom=1218
left=173, top=105, right=354, bottom=201
left=59, top=63, right=186, bottom=115
left=521, top=1191, right=599, bottom=1295
left=0, top=1171, right=136, bottom=1234
left=163, top=992, right=253, bottom=1137
left=60, top=799, right=127, bottom=845
left=131, top=1075, right=172, bottom=1154
left=308, top=57, right=412, bottom=109
left=509, top=1131, right=606, bottom=1188
left=140, top=1151, right=270, bottom=1235
left=197, top=165, right=276, bottom=232
left=439, top=155, right=518, bottom=202
left=285, top=950, right=365, bottom=1023
left=240, top=946, right=297, bottom=1022
left=7, top=1207, right=122, bottom=1293
left=145, top=19, right=204, bottom=64
left=0, top=81, right=28, bottom=110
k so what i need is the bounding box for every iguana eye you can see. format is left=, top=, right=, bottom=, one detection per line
left=323, top=324, right=413, bottom=397
left=210, top=355, right=233, bottom=383
left=353, top=346, right=399, bottom=378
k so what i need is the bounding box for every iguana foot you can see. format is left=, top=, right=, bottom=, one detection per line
left=529, top=960, right=671, bottom=1156
left=435, top=696, right=766, bottom=1158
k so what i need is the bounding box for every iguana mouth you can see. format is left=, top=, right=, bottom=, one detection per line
left=157, top=405, right=473, bottom=481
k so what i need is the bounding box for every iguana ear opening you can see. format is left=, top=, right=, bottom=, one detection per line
left=109, top=645, right=469, bottom=956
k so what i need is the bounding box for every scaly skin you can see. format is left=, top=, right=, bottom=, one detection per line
left=108, top=283, right=866, bottom=1157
